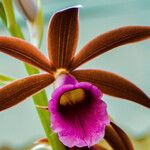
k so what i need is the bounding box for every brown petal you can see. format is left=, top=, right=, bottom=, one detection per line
left=47, top=7, right=79, bottom=68
left=111, top=122, right=134, bottom=150
left=104, top=122, right=134, bottom=150
left=71, top=69, right=150, bottom=108
left=68, top=26, right=150, bottom=70
left=0, top=73, right=54, bottom=111
left=0, top=36, right=55, bottom=73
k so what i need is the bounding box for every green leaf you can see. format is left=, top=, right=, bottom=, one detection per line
left=0, top=74, right=14, bottom=85
left=0, top=2, right=7, bottom=26
left=0, top=74, right=14, bottom=82
left=2, top=0, right=24, bottom=38
left=2, top=0, right=15, bottom=27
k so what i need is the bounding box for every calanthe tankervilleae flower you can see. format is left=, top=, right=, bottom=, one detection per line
left=0, top=6, right=150, bottom=149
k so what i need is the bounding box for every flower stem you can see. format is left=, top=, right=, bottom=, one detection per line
left=2, top=0, right=52, bottom=138
left=1, top=1, right=67, bottom=150
left=50, top=133, right=67, bottom=150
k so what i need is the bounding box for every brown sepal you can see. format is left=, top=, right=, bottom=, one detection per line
left=47, top=7, right=79, bottom=68
left=0, top=73, right=54, bottom=111
left=104, top=122, right=134, bottom=150
left=0, top=36, right=55, bottom=73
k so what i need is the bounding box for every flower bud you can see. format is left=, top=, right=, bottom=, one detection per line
left=15, top=0, right=44, bottom=47
left=15, top=0, right=38, bottom=21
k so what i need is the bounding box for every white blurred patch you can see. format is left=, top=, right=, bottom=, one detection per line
left=31, top=144, right=52, bottom=150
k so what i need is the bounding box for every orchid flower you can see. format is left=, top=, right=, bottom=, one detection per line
left=0, top=7, right=150, bottom=149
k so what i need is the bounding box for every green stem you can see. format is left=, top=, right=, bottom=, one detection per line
left=24, top=64, right=53, bottom=142
left=1, top=1, right=67, bottom=150
left=50, top=133, right=67, bottom=150
left=2, top=0, right=51, bottom=137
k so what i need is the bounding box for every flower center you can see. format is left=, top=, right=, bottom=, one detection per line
left=60, top=88, right=86, bottom=106
left=54, top=68, right=69, bottom=79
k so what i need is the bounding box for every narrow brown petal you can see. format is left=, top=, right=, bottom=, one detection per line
left=68, top=26, right=150, bottom=70
left=0, top=74, right=54, bottom=111
left=72, top=69, right=150, bottom=108
left=0, top=36, right=55, bottom=73
left=104, top=122, right=133, bottom=150
left=105, top=125, right=125, bottom=150
left=111, top=122, right=134, bottom=150
left=47, top=7, right=79, bottom=68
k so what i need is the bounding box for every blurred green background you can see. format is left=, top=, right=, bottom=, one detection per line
left=0, top=0, right=150, bottom=149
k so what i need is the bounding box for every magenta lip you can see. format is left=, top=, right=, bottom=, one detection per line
left=48, top=74, right=110, bottom=148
